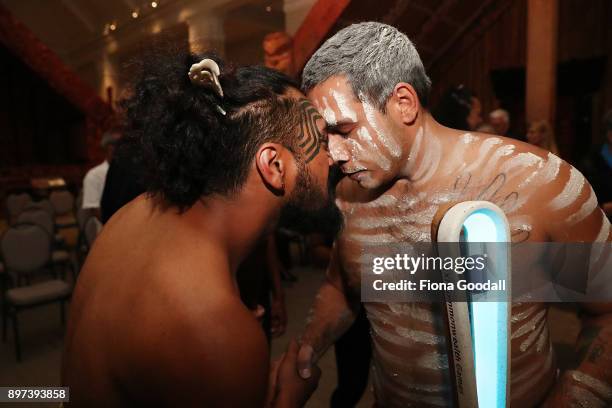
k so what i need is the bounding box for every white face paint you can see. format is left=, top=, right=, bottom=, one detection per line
left=361, top=98, right=402, bottom=158
left=356, top=127, right=391, bottom=171
left=330, top=89, right=357, bottom=122
left=320, top=96, right=337, bottom=125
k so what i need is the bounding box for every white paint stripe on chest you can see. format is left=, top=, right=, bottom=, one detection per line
left=511, top=304, right=539, bottom=323
left=464, top=137, right=503, bottom=173
left=440, top=133, right=477, bottom=176
left=568, top=386, right=605, bottom=407
left=511, top=309, right=546, bottom=339
left=479, top=144, right=516, bottom=178
left=519, top=318, right=547, bottom=352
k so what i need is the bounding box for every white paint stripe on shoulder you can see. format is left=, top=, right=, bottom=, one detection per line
left=567, top=186, right=598, bottom=225
left=550, top=166, right=585, bottom=211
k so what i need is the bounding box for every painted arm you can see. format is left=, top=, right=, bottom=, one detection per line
left=296, top=241, right=359, bottom=379
left=542, top=167, right=612, bottom=407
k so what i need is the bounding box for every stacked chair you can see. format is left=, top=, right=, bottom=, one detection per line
left=49, top=190, right=77, bottom=230
left=0, top=223, right=72, bottom=361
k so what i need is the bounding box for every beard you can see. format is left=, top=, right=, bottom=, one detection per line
left=277, top=163, right=344, bottom=239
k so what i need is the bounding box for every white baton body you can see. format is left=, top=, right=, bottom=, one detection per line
left=437, top=201, right=511, bottom=408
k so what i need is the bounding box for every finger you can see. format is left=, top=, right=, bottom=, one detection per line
left=286, top=338, right=299, bottom=358
left=296, top=343, right=314, bottom=379
left=266, top=356, right=284, bottom=406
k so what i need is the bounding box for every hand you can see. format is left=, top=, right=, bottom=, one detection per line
left=296, top=342, right=315, bottom=379
left=274, top=339, right=321, bottom=407
left=271, top=296, right=287, bottom=337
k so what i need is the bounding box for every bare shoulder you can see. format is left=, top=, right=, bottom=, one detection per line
left=121, top=291, right=269, bottom=407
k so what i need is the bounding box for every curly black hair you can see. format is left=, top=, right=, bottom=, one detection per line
left=120, top=48, right=302, bottom=211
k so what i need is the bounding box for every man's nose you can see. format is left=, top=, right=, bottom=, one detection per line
left=328, top=134, right=350, bottom=164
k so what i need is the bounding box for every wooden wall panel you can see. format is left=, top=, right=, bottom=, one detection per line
left=428, top=0, right=527, bottom=119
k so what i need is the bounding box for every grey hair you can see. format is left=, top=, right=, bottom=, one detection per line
left=301, top=22, right=432, bottom=111
left=490, top=109, right=510, bottom=123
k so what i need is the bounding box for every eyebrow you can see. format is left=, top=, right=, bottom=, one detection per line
left=326, top=120, right=358, bottom=131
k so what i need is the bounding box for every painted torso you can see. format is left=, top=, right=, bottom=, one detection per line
left=334, top=131, right=609, bottom=407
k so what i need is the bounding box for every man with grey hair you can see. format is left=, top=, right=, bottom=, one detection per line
left=489, top=108, right=510, bottom=136
left=293, top=21, right=612, bottom=407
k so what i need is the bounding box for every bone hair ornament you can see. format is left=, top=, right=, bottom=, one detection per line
left=188, top=58, right=226, bottom=115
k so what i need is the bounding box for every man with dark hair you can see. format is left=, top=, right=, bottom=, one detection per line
left=62, top=52, right=341, bottom=407
left=295, top=22, right=612, bottom=407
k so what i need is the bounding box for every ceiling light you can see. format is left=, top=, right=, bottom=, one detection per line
left=132, top=10, right=139, bottom=18
left=109, top=23, right=117, bottom=31
left=151, top=1, right=158, bottom=8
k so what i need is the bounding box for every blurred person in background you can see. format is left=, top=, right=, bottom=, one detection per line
left=527, top=120, right=559, bottom=155
left=82, top=130, right=119, bottom=219
left=489, top=108, right=511, bottom=136
left=433, top=84, right=483, bottom=131
left=582, top=110, right=612, bottom=217
left=475, top=122, right=496, bottom=134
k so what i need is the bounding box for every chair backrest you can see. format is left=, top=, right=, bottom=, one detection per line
left=49, top=190, right=74, bottom=215
left=5, top=193, right=32, bottom=220
left=23, top=200, right=55, bottom=217
left=17, top=209, right=55, bottom=236
left=84, top=217, right=102, bottom=248
left=75, top=189, right=83, bottom=212
left=76, top=205, right=89, bottom=231
left=0, top=223, right=51, bottom=273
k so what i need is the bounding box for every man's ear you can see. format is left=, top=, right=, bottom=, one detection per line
left=392, top=82, right=420, bottom=125
left=255, top=143, right=286, bottom=194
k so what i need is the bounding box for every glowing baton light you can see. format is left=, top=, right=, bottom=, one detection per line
left=437, top=201, right=511, bottom=408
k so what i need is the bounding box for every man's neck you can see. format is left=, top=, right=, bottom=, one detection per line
left=183, top=187, right=278, bottom=273
left=398, top=111, right=445, bottom=182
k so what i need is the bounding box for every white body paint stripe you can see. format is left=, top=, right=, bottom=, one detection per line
left=570, top=370, right=612, bottom=400
left=567, top=186, right=598, bottom=225
left=550, top=167, right=585, bottom=210
left=331, top=89, right=357, bottom=121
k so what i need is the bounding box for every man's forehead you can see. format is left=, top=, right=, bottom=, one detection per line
left=312, top=77, right=354, bottom=97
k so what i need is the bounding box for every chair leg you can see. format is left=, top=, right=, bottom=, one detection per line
left=12, top=311, right=21, bottom=362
